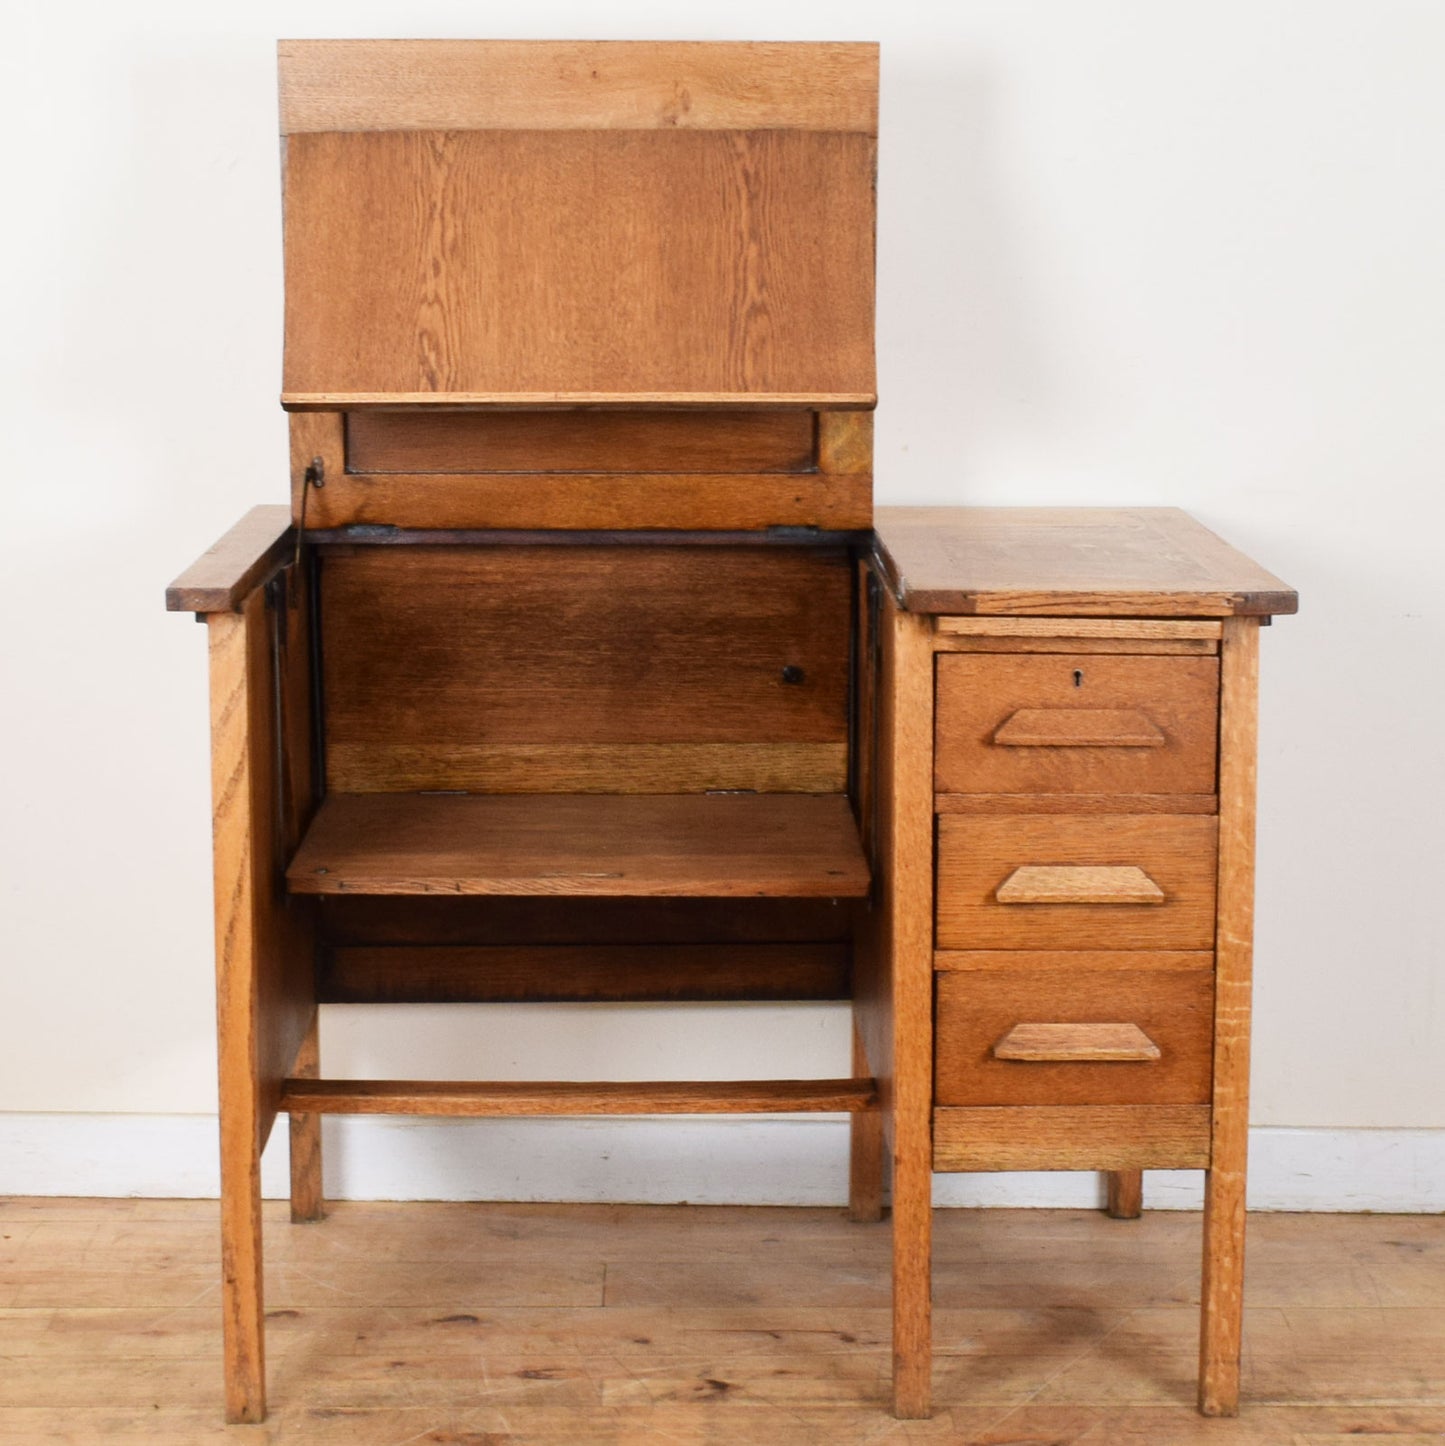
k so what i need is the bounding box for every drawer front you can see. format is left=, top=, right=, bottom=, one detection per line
left=934, top=966, right=1215, bottom=1107
left=935, top=814, right=1218, bottom=950
left=935, top=654, right=1219, bottom=797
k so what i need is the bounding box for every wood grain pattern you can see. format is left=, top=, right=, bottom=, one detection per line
left=936, top=792, right=1219, bottom=816
left=935, top=653, right=1220, bottom=797
left=935, top=618, right=1224, bottom=640
left=286, top=793, right=870, bottom=899
left=7, top=1197, right=1443, bottom=1439
left=166, top=508, right=293, bottom=613
left=817, top=411, right=874, bottom=475
left=936, top=814, right=1218, bottom=951
left=278, top=40, right=879, bottom=135
left=995, top=864, right=1165, bottom=907
left=206, top=584, right=317, bottom=1422
left=847, top=1023, right=885, bottom=1224
left=319, top=942, right=850, bottom=1004
left=873, top=508, right=1298, bottom=618
left=279, top=1078, right=879, bottom=1116
left=934, top=969, right=1214, bottom=1107
left=1106, top=1168, right=1144, bottom=1218
left=345, top=409, right=816, bottom=474
left=318, top=895, right=854, bottom=948
left=991, top=1023, right=1162, bottom=1063
left=936, top=636, right=1219, bottom=655
left=936, top=949, right=1212, bottom=973
left=932, top=1105, right=1213, bottom=1172
left=288, top=412, right=344, bottom=526
left=874, top=589, right=936, bottom=1418
left=287, top=1016, right=323, bottom=1225
left=299, top=470, right=873, bottom=531
left=1200, top=616, right=1261, bottom=1417
left=283, top=129, right=875, bottom=404
left=320, top=545, right=852, bottom=795
left=992, top=708, right=1165, bottom=748
left=325, top=743, right=850, bottom=798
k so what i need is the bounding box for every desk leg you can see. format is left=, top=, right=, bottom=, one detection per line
left=880, top=599, right=934, bottom=1419
left=848, top=1024, right=884, bottom=1223
left=209, top=599, right=270, bottom=1424
left=218, top=1099, right=266, bottom=1424
left=290, top=1014, right=325, bottom=1223
left=1106, top=1170, right=1143, bottom=1219
left=1199, top=617, right=1259, bottom=1416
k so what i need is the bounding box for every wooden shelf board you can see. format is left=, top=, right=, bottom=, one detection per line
left=279, top=1077, right=878, bottom=1116
left=286, top=792, right=870, bottom=898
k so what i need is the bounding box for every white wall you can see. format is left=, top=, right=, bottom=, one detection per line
left=2, top=1, right=1442, bottom=1202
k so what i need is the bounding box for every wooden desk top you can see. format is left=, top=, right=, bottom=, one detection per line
left=873, top=507, right=1296, bottom=618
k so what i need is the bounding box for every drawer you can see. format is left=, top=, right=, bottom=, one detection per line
left=934, top=653, right=1219, bottom=797
left=934, top=965, right=1215, bottom=1107
left=935, top=814, right=1217, bottom=950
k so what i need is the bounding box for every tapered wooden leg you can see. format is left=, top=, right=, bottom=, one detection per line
left=289, top=1014, right=325, bottom=1224
left=1106, top=1169, right=1143, bottom=1219
left=1199, top=616, right=1259, bottom=1417
left=847, top=1025, right=884, bottom=1223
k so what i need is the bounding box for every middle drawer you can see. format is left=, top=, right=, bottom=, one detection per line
left=936, top=814, right=1218, bottom=950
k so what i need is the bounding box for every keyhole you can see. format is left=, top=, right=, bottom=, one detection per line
left=1073, top=669, right=1084, bottom=688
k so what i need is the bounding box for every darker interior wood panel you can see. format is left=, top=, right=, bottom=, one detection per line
left=320, top=544, right=853, bottom=793
left=345, top=410, right=817, bottom=474
left=283, top=129, right=876, bottom=400
left=320, top=942, right=851, bottom=1003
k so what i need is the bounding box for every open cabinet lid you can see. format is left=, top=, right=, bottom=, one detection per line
left=278, top=40, right=878, bottom=411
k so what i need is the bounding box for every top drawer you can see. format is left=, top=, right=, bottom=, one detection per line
left=935, top=654, right=1219, bottom=797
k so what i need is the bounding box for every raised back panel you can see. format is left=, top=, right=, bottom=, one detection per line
left=282, top=127, right=875, bottom=405
left=319, top=544, right=853, bottom=794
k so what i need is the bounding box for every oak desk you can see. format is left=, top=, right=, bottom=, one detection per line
left=165, top=39, right=1295, bottom=1424
left=865, top=506, right=1296, bottom=1417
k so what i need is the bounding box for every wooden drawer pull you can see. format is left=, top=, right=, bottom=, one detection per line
left=993, top=1022, right=1162, bottom=1062
left=996, top=864, right=1165, bottom=906
left=992, top=708, right=1166, bottom=749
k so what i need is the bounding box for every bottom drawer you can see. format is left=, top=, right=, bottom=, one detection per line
left=934, top=963, right=1215, bottom=1107
left=933, top=1104, right=1212, bottom=1173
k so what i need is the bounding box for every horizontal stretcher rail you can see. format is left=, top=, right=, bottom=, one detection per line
left=280, top=1077, right=879, bottom=1117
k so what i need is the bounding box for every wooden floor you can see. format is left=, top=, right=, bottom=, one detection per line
left=2, top=1199, right=1444, bottom=1444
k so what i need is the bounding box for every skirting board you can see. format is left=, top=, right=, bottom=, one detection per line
left=1, top=1115, right=1443, bottom=1211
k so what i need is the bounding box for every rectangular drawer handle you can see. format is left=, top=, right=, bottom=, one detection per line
left=995, top=864, right=1165, bottom=906
left=993, top=1022, right=1162, bottom=1062
left=992, top=708, right=1166, bottom=749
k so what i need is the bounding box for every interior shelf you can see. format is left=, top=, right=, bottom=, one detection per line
left=286, top=792, right=871, bottom=899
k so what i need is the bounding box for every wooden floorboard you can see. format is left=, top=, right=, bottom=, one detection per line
left=1, top=1199, right=1443, bottom=1442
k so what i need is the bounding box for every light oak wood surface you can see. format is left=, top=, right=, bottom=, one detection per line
left=933, top=1105, right=1213, bottom=1172
left=994, top=864, right=1167, bottom=906
left=934, top=968, right=1214, bottom=1107
left=278, top=1078, right=877, bottom=1117
left=873, top=507, right=1298, bottom=618
left=1200, top=615, right=1262, bottom=1416
left=5, top=1197, right=1439, bottom=1442
left=935, top=814, right=1219, bottom=950
left=279, top=39, right=880, bottom=135
left=935, top=652, right=1220, bottom=797
left=991, top=1022, right=1163, bottom=1063
left=286, top=792, right=870, bottom=899
left=283, top=128, right=875, bottom=404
